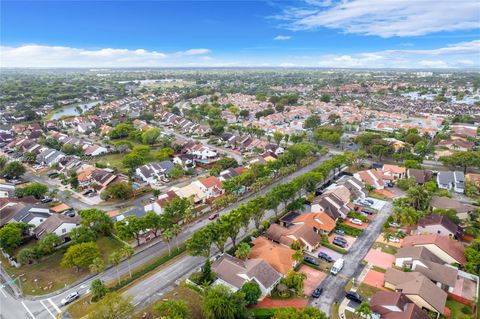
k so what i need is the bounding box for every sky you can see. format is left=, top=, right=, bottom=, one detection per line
left=1, top=0, right=480, bottom=68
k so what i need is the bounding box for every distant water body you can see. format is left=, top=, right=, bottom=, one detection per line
left=50, top=101, right=103, bottom=119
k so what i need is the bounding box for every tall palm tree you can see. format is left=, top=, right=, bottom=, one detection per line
left=89, top=257, right=105, bottom=275
left=162, top=228, right=174, bottom=255
left=171, top=224, right=181, bottom=249
left=119, top=245, right=134, bottom=278
left=108, top=251, right=122, bottom=284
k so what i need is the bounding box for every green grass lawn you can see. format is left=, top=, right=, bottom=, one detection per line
left=443, top=299, right=475, bottom=319
left=249, top=308, right=279, bottom=319
left=356, top=283, right=381, bottom=300
left=368, top=190, right=389, bottom=200
left=345, top=310, right=362, bottom=319
left=93, top=153, right=126, bottom=173
left=371, top=265, right=387, bottom=273
left=2, top=236, right=123, bottom=296
left=371, top=242, right=398, bottom=255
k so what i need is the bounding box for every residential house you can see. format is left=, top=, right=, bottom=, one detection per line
left=83, top=145, right=108, bottom=157
left=290, top=212, right=336, bottom=235
left=382, top=164, right=406, bottom=180
left=33, top=214, right=80, bottom=241
left=144, top=191, right=178, bottom=214
left=136, top=161, right=175, bottom=185
left=311, top=192, right=350, bottom=220
left=437, top=139, right=474, bottom=152
left=192, top=176, right=224, bottom=200
left=407, top=169, right=433, bottom=185
left=370, top=291, right=430, bottom=319
left=9, top=205, right=51, bottom=229
left=401, top=234, right=466, bottom=265
left=417, top=214, right=461, bottom=238
left=172, top=184, right=206, bottom=204
left=354, top=169, right=385, bottom=190
left=336, top=176, right=368, bottom=200
left=249, top=236, right=296, bottom=275
left=266, top=223, right=321, bottom=252
left=430, top=196, right=475, bottom=220
left=0, top=197, right=39, bottom=227
left=384, top=268, right=447, bottom=316
left=437, top=171, right=465, bottom=193
left=172, top=154, right=196, bottom=169
left=37, top=148, right=65, bottom=167
left=211, top=254, right=282, bottom=299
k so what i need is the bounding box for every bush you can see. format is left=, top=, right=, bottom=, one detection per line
left=461, top=306, right=472, bottom=314
left=336, top=223, right=363, bottom=237
left=347, top=211, right=369, bottom=223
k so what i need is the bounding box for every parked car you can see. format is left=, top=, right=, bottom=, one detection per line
left=40, top=197, right=52, bottom=203
left=334, top=236, right=347, bottom=243
left=312, top=287, right=323, bottom=298
left=358, top=200, right=371, bottom=207
left=149, top=197, right=156, bottom=202
left=208, top=213, right=219, bottom=220
left=61, top=291, right=80, bottom=306
left=345, top=291, right=363, bottom=303
left=388, top=237, right=400, bottom=243
left=304, top=256, right=320, bottom=266
left=389, top=222, right=400, bottom=228
left=318, top=252, right=333, bottom=262
left=350, top=218, right=363, bottom=225
left=63, top=210, right=76, bottom=218
left=334, top=229, right=345, bottom=236
left=47, top=172, right=59, bottom=178
left=365, top=199, right=374, bottom=205
left=333, top=238, right=347, bottom=248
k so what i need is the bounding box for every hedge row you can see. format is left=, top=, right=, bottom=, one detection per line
left=321, top=241, right=348, bottom=254
left=109, top=245, right=186, bottom=291
left=336, top=222, right=363, bottom=237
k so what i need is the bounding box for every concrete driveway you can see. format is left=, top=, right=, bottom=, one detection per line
left=309, top=201, right=393, bottom=314
left=299, top=265, right=327, bottom=296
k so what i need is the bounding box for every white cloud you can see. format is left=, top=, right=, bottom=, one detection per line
left=314, top=40, right=480, bottom=68
left=273, top=35, right=292, bottom=41
left=0, top=44, right=211, bottom=67
left=278, top=0, right=480, bottom=37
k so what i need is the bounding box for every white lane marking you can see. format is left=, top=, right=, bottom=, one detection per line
left=21, top=301, right=36, bottom=319
left=40, top=300, right=56, bottom=319
left=48, top=298, right=61, bottom=313
left=0, top=287, right=7, bottom=297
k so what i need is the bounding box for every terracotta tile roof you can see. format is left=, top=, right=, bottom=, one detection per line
left=249, top=236, right=295, bottom=275
left=383, top=164, right=406, bottom=175
left=292, top=212, right=336, bottom=233
left=199, top=176, right=223, bottom=189
left=51, top=203, right=71, bottom=213
left=402, top=234, right=466, bottom=264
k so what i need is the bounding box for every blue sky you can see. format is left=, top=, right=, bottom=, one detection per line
left=1, top=0, right=479, bottom=68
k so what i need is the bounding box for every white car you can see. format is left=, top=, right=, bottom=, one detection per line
left=350, top=218, right=363, bottom=225
left=61, top=291, right=79, bottom=306
left=388, top=237, right=400, bottom=243
left=389, top=222, right=400, bottom=228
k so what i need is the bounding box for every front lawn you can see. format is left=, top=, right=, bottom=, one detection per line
left=371, top=242, right=398, bottom=255
left=249, top=308, right=278, bottom=319
left=1, top=236, right=123, bottom=295
left=443, top=299, right=475, bottom=319
left=93, top=154, right=126, bottom=173
left=356, top=283, right=381, bottom=300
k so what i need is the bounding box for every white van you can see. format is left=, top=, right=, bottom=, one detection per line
left=330, top=258, right=344, bottom=276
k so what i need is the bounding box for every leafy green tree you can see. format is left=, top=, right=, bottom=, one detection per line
left=15, top=183, right=49, bottom=199
left=355, top=301, right=373, bottom=319
left=61, top=242, right=100, bottom=271
left=102, top=182, right=134, bottom=200
left=320, top=94, right=331, bottom=103
left=313, top=126, right=342, bottom=145
left=407, top=185, right=431, bottom=210
left=38, top=233, right=62, bottom=255
left=143, top=211, right=164, bottom=238
left=119, top=245, right=134, bottom=278
left=114, top=215, right=146, bottom=246
left=186, top=228, right=212, bottom=257
left=441, top=151, right=480, bottom=173
left=239, top=109, right=249, bottom=119
left=240, top=281, right=262, bottom=305
left=396, top=177, right=417, bottom=191
left=156, top=300, right=192, bottom=319
left=234, top=243, right=251, bottom=260
left=202, top=284, right=246, bottom=319
left=70, top=225, right=97, bottom=244
left=0, top=156, right=7, bottom=170
left=465, top=240, right=480, bottom=275
left=281, top=270, right=306, bottom=296
left=141, top=128, right=161, bottom=145
left=108, top=123, right=135, bottom=139
left=2, top=161, right=26, bottom=179
left=79, top=209, right=113, bottom=235
left=87, top=292, right=134, bottom=319
left=304, top=115, right=321, bottom=129
left=17, top=247, right=40, bottom=264
left=0, top=223, right=30, bottom=254
left=220, top=211, right=242, bottom=247
left=273, top=131, right=284, bottom=146
left=23, top=151, right=37, bottom=163
left=122, top=152, right=144, bottom=170
left=109, top=250, right=122, bottom=284
left=91, top=279, right=108, bottom=302
left=155, top=147, right=174, bottom=161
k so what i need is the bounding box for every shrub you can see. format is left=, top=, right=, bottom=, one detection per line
left=336, top=223, right=363, bottom=237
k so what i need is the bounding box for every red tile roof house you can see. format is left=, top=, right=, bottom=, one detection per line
left=144, top=190, right=178, bottom=215
left=401, top=234, right=466, bottom=265
left=382, top=164, right=406, bottom=180
left=370, top=291, right=430, bottom=319
left=266, top=223, right=321, bottom=252
left=354, top=169, right=385, bottom=190
left=192, top=176, right=224, bottom=200
left=211, top=254, right=282, bottom=299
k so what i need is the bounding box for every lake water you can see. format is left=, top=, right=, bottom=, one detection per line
left=50, top=101, right=103, bottom=119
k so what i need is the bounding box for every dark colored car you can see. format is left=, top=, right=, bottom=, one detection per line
left=318, top=252, right=333, bottom=262
left=346, top=291, right=363, bottom=303
left=333, top=239, right=347, bottom=248
left=334, top=229, right=345, bottom=236
left=304, top=256, right=320, bottom=266
left=47, top=172, right=59, bottom=178
left=334, top=236, right=347, bottom=243
left=208, top=213, right=219, bottom=220
left=312, top=287, right=323, bottom=298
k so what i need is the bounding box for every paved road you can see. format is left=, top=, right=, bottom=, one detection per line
left=309, top=201, right=393, bottom=314
left=0, top=154, right=334, bottom=319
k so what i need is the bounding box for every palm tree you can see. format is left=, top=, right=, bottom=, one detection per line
left=355, top=301, right=373, bottom=319
left=89, top=257, right=105, bottom=275
left=162, top=228, right=174, bottom=255
left=108, top=251, right=122, bottom=284
left=182, top=209, right=194, bottom=229
left=292, top=249, right=304, bottom=264
left=119, top=245, right=134, bottom=278
left=171, top=224, right=181, bottom=249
